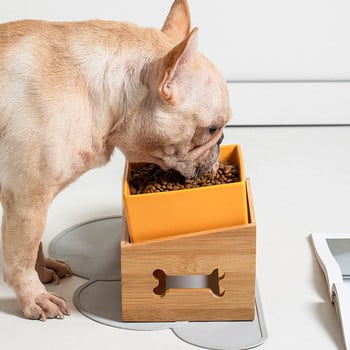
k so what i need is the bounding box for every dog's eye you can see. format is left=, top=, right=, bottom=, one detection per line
left=208, top=126, right=219, bottom=135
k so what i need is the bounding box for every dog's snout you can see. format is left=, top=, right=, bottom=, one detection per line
left=217, top=133, right=224, bottom=145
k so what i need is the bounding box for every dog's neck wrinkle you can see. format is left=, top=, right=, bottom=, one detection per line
left=108, top=56, right=149, bottom=122
left=75, top=26, right=172, bottom=160
left=85, top=48, right=154, bottom=125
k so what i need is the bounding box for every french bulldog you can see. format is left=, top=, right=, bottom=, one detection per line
left=0, top=0, right=231, bottom=320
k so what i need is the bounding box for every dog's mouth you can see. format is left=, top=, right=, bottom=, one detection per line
left=192, top=160, right=219, bottom=178
left=166, top=144, right=220, bottom=179
left=144, top=132, right=223, bottom=179
left=192, top=166, right=207, bottom=179
left=170, top=156, right=219, bottom=179
left=151, top=157, right=216, bottom=179
left=169, top=165, right=208, bottom=180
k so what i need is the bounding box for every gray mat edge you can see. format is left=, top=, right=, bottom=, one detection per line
left=48, top=215, right=121, bottom=280
left=73, top=278, right=268, bottom=350
left=73, top=279, right=186, bottom=331
left=50, top=216, right=268, bottom=349
left=172, top=282, right=268, bottom=350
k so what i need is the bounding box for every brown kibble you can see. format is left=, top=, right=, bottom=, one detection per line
left=129, top=161, right=240, bottom=195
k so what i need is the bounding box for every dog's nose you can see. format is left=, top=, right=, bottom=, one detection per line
left=217, top=133, right=224, bottom=145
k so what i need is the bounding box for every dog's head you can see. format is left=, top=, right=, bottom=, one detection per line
left=117, top=0, right=231, bottom=178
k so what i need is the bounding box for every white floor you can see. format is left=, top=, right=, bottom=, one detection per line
left=0, top=125, right=349, bottom=350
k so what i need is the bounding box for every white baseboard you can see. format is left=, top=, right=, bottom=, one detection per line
left=227, top=82, right=350, bottom=126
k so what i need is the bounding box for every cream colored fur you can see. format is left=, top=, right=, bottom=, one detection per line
left=0, top=0, right=231, bottom=320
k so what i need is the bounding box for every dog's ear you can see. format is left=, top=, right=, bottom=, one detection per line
left=159, top=28, right=198, bottom=105
left=161, top=0, right=191, bottom=42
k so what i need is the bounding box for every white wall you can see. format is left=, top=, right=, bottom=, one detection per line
left=1, top=0, right=349, bottom=125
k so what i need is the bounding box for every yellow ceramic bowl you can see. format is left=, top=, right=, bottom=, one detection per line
left=123, top=144, right=248, bottom=242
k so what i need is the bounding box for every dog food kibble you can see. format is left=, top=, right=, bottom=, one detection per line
left=129, top=162, right=240, bottom=195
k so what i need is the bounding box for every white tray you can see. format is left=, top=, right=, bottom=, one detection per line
left=311, top=233, right=350, bottom=350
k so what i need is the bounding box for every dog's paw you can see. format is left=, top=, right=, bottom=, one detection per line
left=36, top=258, right=73, bottom=284
left=22, top=292, right=70, bottom=321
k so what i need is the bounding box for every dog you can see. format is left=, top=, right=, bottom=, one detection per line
left=0, top=0, right=231, bottom=320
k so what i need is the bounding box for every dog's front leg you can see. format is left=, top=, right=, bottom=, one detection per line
left=1, top=189, right=70, bottom=320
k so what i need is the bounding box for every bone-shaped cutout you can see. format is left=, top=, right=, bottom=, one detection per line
left=153, top=268, right=225, bottom=297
